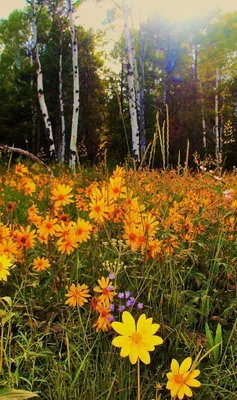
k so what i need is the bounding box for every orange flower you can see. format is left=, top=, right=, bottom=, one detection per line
left=15, top=225, right=36, bottom=249
left=89, top=198, right=108, bottom=223
left=0, top=239, right=18, bottom=260
left=108, top=176, right=126, bottom=201
left=38, top=216, right=58, bottom=238
left=32, top=257, right=50, bottom=272
left=93, top=302, right=112, bottom=332
left=65, top=283, right=90, bottom=307
left=51, top=184, right=74, bottom=208
left=15, top=163, right=29, bottom=176
left=56, top=234, right=78, bottom=255
left=72, top=218, right=92, bottom=243
left=94, top=276, right=116, bottom=306
left=6, top=202, right=16, bottom=213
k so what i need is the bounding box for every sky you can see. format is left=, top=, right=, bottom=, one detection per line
left=0, top=0, right=236, bottom=69
left=0, top=0, right=236, bottom=21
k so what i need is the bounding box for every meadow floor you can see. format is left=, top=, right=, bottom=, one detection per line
left=0, top=162, right=236, bottom=399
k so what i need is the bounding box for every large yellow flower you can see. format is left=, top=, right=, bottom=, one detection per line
left=0, top=254, right=13, bottom=281
left=166, top=357, right=201, bottom=399
left=111, top=311, right=163, bottom=364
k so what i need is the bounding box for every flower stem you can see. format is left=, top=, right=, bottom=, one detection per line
left=137, top=358, right=141, bottom=400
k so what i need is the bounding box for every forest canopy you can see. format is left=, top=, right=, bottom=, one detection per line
left=0, top=0, right=236, bottom=168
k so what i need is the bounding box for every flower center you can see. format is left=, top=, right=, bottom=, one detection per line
left=102, top=288, right=109, bottom=295
left=131, top=332, right=142, bottom=344
left=129, top=233, right=137, bottom=241
left=174, top=374, right=184, bottom=384
left=94, top=206, right=101, bottom=212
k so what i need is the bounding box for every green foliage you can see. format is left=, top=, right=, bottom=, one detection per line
left=0, top=388, right=38, bottom=399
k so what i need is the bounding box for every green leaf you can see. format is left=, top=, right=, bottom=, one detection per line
left=214, top=323, right=222, bottom=361
left=205, top=322, right=214, bottom=350
left=0, top=297, right=12, bottom=307
left=2, top=313, right=15, bottom=326
left=0, top=388, right=38, bottom=399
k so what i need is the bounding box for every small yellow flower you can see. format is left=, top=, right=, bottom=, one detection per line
left=32, top=257, right=50, bottom=272
left=166, top=357, right=201, bottom=399
left=65, top=283, right=90, bottom=307
left=51, top=184, right=74, bottom=208
left=111, top=311, right=163, bottom=364
left=94, top=276, right=116, bottom=306
left=93, top=302, right=112, bottom=332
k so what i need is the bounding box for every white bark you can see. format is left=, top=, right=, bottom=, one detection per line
left=67, top=0, right=80, bottom=170
left=59, top=36, right=66, bottom=162
left=123, top=0, right=140, bottom=161
left=31, top=0, right=55, bottom=159
left=215, top=68, right=220, bottom=159
left=197, top=72, right=207, bottom=150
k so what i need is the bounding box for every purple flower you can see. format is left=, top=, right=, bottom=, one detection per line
left=125, top=291, right=131, bottom=299
left=110, top=304, right=115, bottom=312
left=109, top=273, right=115, bottom=280
left=118, top=292, right=125, bottom=299
left=126, top=297, right=135, bottom=307
left=107, top=285, right=114, bottom=291
left=118, top=305, right=125, bottom=312
left=137, top=302, right=143, bottom=310
left=108, top=315, right=114, bottom=323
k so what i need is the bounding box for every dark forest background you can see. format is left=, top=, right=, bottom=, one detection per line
left=0, top=1, right=237, bottom=168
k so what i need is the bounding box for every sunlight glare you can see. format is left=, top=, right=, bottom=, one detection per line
left=133, top=0, right=236, bottom=21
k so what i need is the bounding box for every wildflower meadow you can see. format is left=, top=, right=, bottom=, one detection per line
left=0, top=160, right=236, bottom=400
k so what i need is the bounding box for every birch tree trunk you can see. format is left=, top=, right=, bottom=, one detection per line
left=122, top=0, right=140, bottom=161
left=196, top=46, right=207, bottom=150
left=67, top=0, right=80, bottom=170
left=139, top=24, right=147, bottom=158
left=215, top=68, right=220, bottom=160
left=31, top=0, right=55, bottom=159
left=58, top=35, right=66, bottom=162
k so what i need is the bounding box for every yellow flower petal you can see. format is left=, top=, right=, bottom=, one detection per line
left=171, top=358, right=180, bottom=374
left=120, top=344, right=131, bottom=358
left=186, top=369, right=200, bottom=380
left=111, top=321, right=130, bottom=336
left=138, top=349, right=150, bottom=364
left=122, top=311, right=136, bottom=334
left=182, top=384, right=193, bottom=397
left=177, top=385, right=185, bottom=400
left=145, top=335, right=163, bottom=351
left=129, top=347, right=139, bottom=364
left=171, top=387, right=179, bottom=398
left=185, top=379, right=201, bottom=388
left=179, top=357, right=192, bottom=374
left=166, top=372, right=175, bottom=382
left=137, top=313, right=146, bottom=332
left=112, top=336, right=130, bottom=347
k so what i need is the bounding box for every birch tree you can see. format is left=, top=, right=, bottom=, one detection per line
left=122, top=0, right=140, bottom=161
left=58, top=34, right=66, bottom=162
left=66, top=0, right=80, bottom=170
left=31, top=0, right=55, bottom=159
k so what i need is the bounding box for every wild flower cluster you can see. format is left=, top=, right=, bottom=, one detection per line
left=0, top=162, right=236, bottom=398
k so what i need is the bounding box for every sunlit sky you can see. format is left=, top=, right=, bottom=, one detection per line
left=0, top=0, right=236, bottom=22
